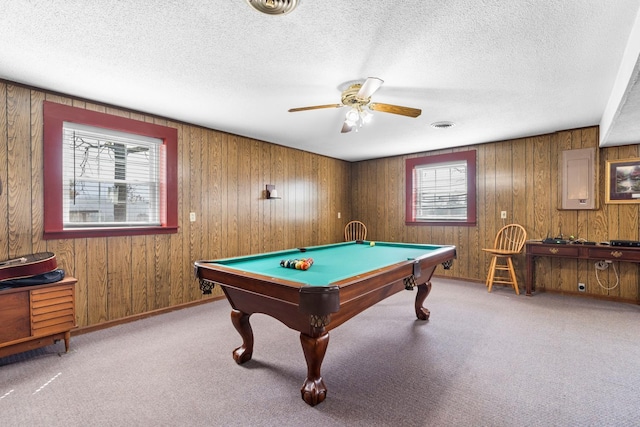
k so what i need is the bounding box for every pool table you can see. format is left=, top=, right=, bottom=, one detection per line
left=194, top=241, right=456, bottom=406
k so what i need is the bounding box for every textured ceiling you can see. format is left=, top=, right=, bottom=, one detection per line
left=1, top=1, right=640, bottom=161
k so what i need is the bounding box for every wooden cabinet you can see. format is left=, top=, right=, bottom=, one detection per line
left=0, top=277, right=76, bottom=358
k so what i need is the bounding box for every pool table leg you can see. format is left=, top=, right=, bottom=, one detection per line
left=299, top=331, right=329, bottom=406
left=415, top=282, right=432, bottom=320
left=230, top=309, right=254, bottom=364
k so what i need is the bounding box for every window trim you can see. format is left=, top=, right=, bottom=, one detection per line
left=43, top=101, right=178, bottom=239
left=405, top=151, right=477, bottom=226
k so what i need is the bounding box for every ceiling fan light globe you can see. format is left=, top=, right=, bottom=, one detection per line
left=345, top=109, right=360, bottom=122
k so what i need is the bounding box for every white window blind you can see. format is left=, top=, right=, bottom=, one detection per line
left=413, top=160, right=468, bottom=221
left=62, top=122, right=161, bottom=228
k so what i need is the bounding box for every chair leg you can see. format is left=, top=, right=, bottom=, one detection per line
left=489, top=256, right=499, bottom=286
left=487, top=256, right=497, bottom=293
left=506, top=257, right=520, bottom=295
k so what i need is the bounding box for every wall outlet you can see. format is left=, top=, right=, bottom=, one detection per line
left=578, top=282, right=586, bottom=292
left=500, top=211, right=507, bottom=219
left=189, top=212, right=196, bottom=222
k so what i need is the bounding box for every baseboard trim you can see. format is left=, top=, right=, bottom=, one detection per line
left=71, top=275, right=639, bottom=337
left=535, top=288, right=640, bottom=305
left=434, top=274, right=639, bottom=305
left=71, top=295, right=225, bottom=336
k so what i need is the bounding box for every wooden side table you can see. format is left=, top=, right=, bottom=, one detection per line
left=525, top=241, right=640, bottom=295
left=0, top=276, right=77, bottom=358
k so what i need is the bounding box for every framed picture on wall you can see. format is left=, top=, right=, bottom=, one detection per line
left=605, top=157, right=640, bottom=204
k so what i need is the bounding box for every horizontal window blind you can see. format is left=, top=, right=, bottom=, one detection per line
left=62, top=122, right=161, bottom=228
left=413, top=160, right=468, bottom=221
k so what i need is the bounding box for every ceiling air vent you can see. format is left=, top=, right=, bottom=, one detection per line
left=430, top=121, right=455, bottom=129
left=246, top=0, right=299, bottom=15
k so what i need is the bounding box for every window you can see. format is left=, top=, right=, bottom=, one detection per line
left=405, top=151, right=476, bottom=226
left=43, top=101, right=178, bottom=239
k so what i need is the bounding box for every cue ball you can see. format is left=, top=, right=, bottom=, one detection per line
left=370, top=241, right=375, bottom=246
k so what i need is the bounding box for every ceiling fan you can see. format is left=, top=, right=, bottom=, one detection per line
left=288, top=77, right=422, bottom=133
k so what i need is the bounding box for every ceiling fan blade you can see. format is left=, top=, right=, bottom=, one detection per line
left=288, top=104, right=343, bottom=112
left=341, top=121, right=353, bottom=133
left=356, top=77, right=384, bottom=99
left=369, top=103, right=422, bottom=118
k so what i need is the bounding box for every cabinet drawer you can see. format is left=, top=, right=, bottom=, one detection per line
left=31, top=286, right=74, bottom=304
left=31, top=297, right=74, bottom=315
left=32, top=313, right=76, bottom=336
left=587, top=247, right=640, bottom=262
left=30, top=284, right=76, bottom=336
left=529, top=245, right=579, bottom=257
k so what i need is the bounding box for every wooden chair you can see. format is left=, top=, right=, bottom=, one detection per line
left=344, top=220, right=367, bottom=241
left=482, top=224, right=527, bottom=294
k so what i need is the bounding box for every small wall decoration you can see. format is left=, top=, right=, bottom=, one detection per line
left=605, top=157, right=640, bottom=204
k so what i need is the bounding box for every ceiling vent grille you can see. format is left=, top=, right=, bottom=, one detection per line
left=430, top=121, right=455, bottom=129
left=246, top=0, right=299, bottom=15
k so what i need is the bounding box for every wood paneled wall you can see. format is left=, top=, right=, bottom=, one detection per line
left=352, top=127, right=640, bottom=303
left=0, top=82, right=352, bottom=328
left=2, top=79, right=638, bottom=332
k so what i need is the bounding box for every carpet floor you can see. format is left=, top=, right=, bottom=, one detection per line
left=1, top=278, right=639, bottom=426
